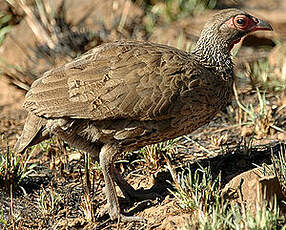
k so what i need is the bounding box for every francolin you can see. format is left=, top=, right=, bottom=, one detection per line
left=15, top=8, right=272, bottom=221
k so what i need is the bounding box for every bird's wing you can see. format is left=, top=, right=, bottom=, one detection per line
left=24, top=41, right=201, bottom=121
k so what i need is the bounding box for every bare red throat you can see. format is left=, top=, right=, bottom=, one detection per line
left=229, top=38, right=241, bottom=51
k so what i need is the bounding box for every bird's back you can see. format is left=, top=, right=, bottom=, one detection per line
left=15, top=40, right=233, bottom=153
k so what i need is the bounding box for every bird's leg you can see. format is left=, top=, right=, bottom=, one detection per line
left=99, top=144, right=119, bottom=220
left=99, top=144, right=144, bottom=222
left=113, top=167, right=160, bottom=201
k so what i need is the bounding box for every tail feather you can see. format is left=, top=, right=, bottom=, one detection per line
left=14, top=113, right=49, bottom=153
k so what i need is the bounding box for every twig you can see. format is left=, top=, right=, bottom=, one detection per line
left=183, top=135, right=215, bottom=156
left=9, top=184, right=14, bottom=228
left=18, top=0, right=55, bottom=49
left=270, top=124, right=285, bottom=133
left=118, top=0, right=130, bottom=32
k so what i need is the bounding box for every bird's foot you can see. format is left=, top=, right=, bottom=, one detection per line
left=99, top=203, right=146, bottom=222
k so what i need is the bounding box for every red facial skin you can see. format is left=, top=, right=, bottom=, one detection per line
left=224, top=15, right=272, bottom=50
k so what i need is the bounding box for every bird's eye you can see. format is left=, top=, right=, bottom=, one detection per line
left=232, top=16, right=251, bottom=30
left=236, top=18, right=245, bottom=25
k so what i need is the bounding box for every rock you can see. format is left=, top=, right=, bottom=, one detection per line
left=222, top=165, right=285, bottom=214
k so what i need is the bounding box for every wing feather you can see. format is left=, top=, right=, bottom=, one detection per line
left=24, top=41, right=199, bottom=121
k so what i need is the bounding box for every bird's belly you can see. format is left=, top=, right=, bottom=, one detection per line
left=128, top=109, right=218, bottom=149
left=72, top=106, right=218, bottom=152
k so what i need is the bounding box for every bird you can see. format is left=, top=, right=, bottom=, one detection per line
left=14, top=8, right=272, bottom=222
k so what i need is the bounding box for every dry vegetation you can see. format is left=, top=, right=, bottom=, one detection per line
left=0, top=0, right=285, bottom=229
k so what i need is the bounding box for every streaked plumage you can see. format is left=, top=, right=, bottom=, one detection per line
left=15, top=8, right=272, bottom=221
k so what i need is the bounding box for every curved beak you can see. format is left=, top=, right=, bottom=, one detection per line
left=252, top=17, right=273, bottom=31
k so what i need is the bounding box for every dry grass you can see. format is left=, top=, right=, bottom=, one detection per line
left=0, top=0, right=286, bottom=229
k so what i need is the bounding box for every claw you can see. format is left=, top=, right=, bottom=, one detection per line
left=99, top=203, right=146, bottom=222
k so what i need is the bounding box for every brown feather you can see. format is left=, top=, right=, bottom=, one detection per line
left=24, top=41, right=218, bottom=122
left=13, top=8, right=272, bottom=221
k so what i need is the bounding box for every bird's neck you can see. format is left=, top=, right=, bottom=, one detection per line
left=191, top=33, right=234, bottom=80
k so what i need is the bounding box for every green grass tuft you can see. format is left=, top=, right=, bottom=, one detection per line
left=171, top=163, right=285, bottom=229
left=0, top=137, right=37, bottom=193
left=170, top=163, right=222, bottom=213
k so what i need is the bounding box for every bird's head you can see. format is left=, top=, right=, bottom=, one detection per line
left=200, top=8, right=273, bottom=52
left=193, top=9, right=272, bottom=75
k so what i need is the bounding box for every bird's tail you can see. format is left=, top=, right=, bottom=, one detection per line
left=14, top=112, right=49, bottom=153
